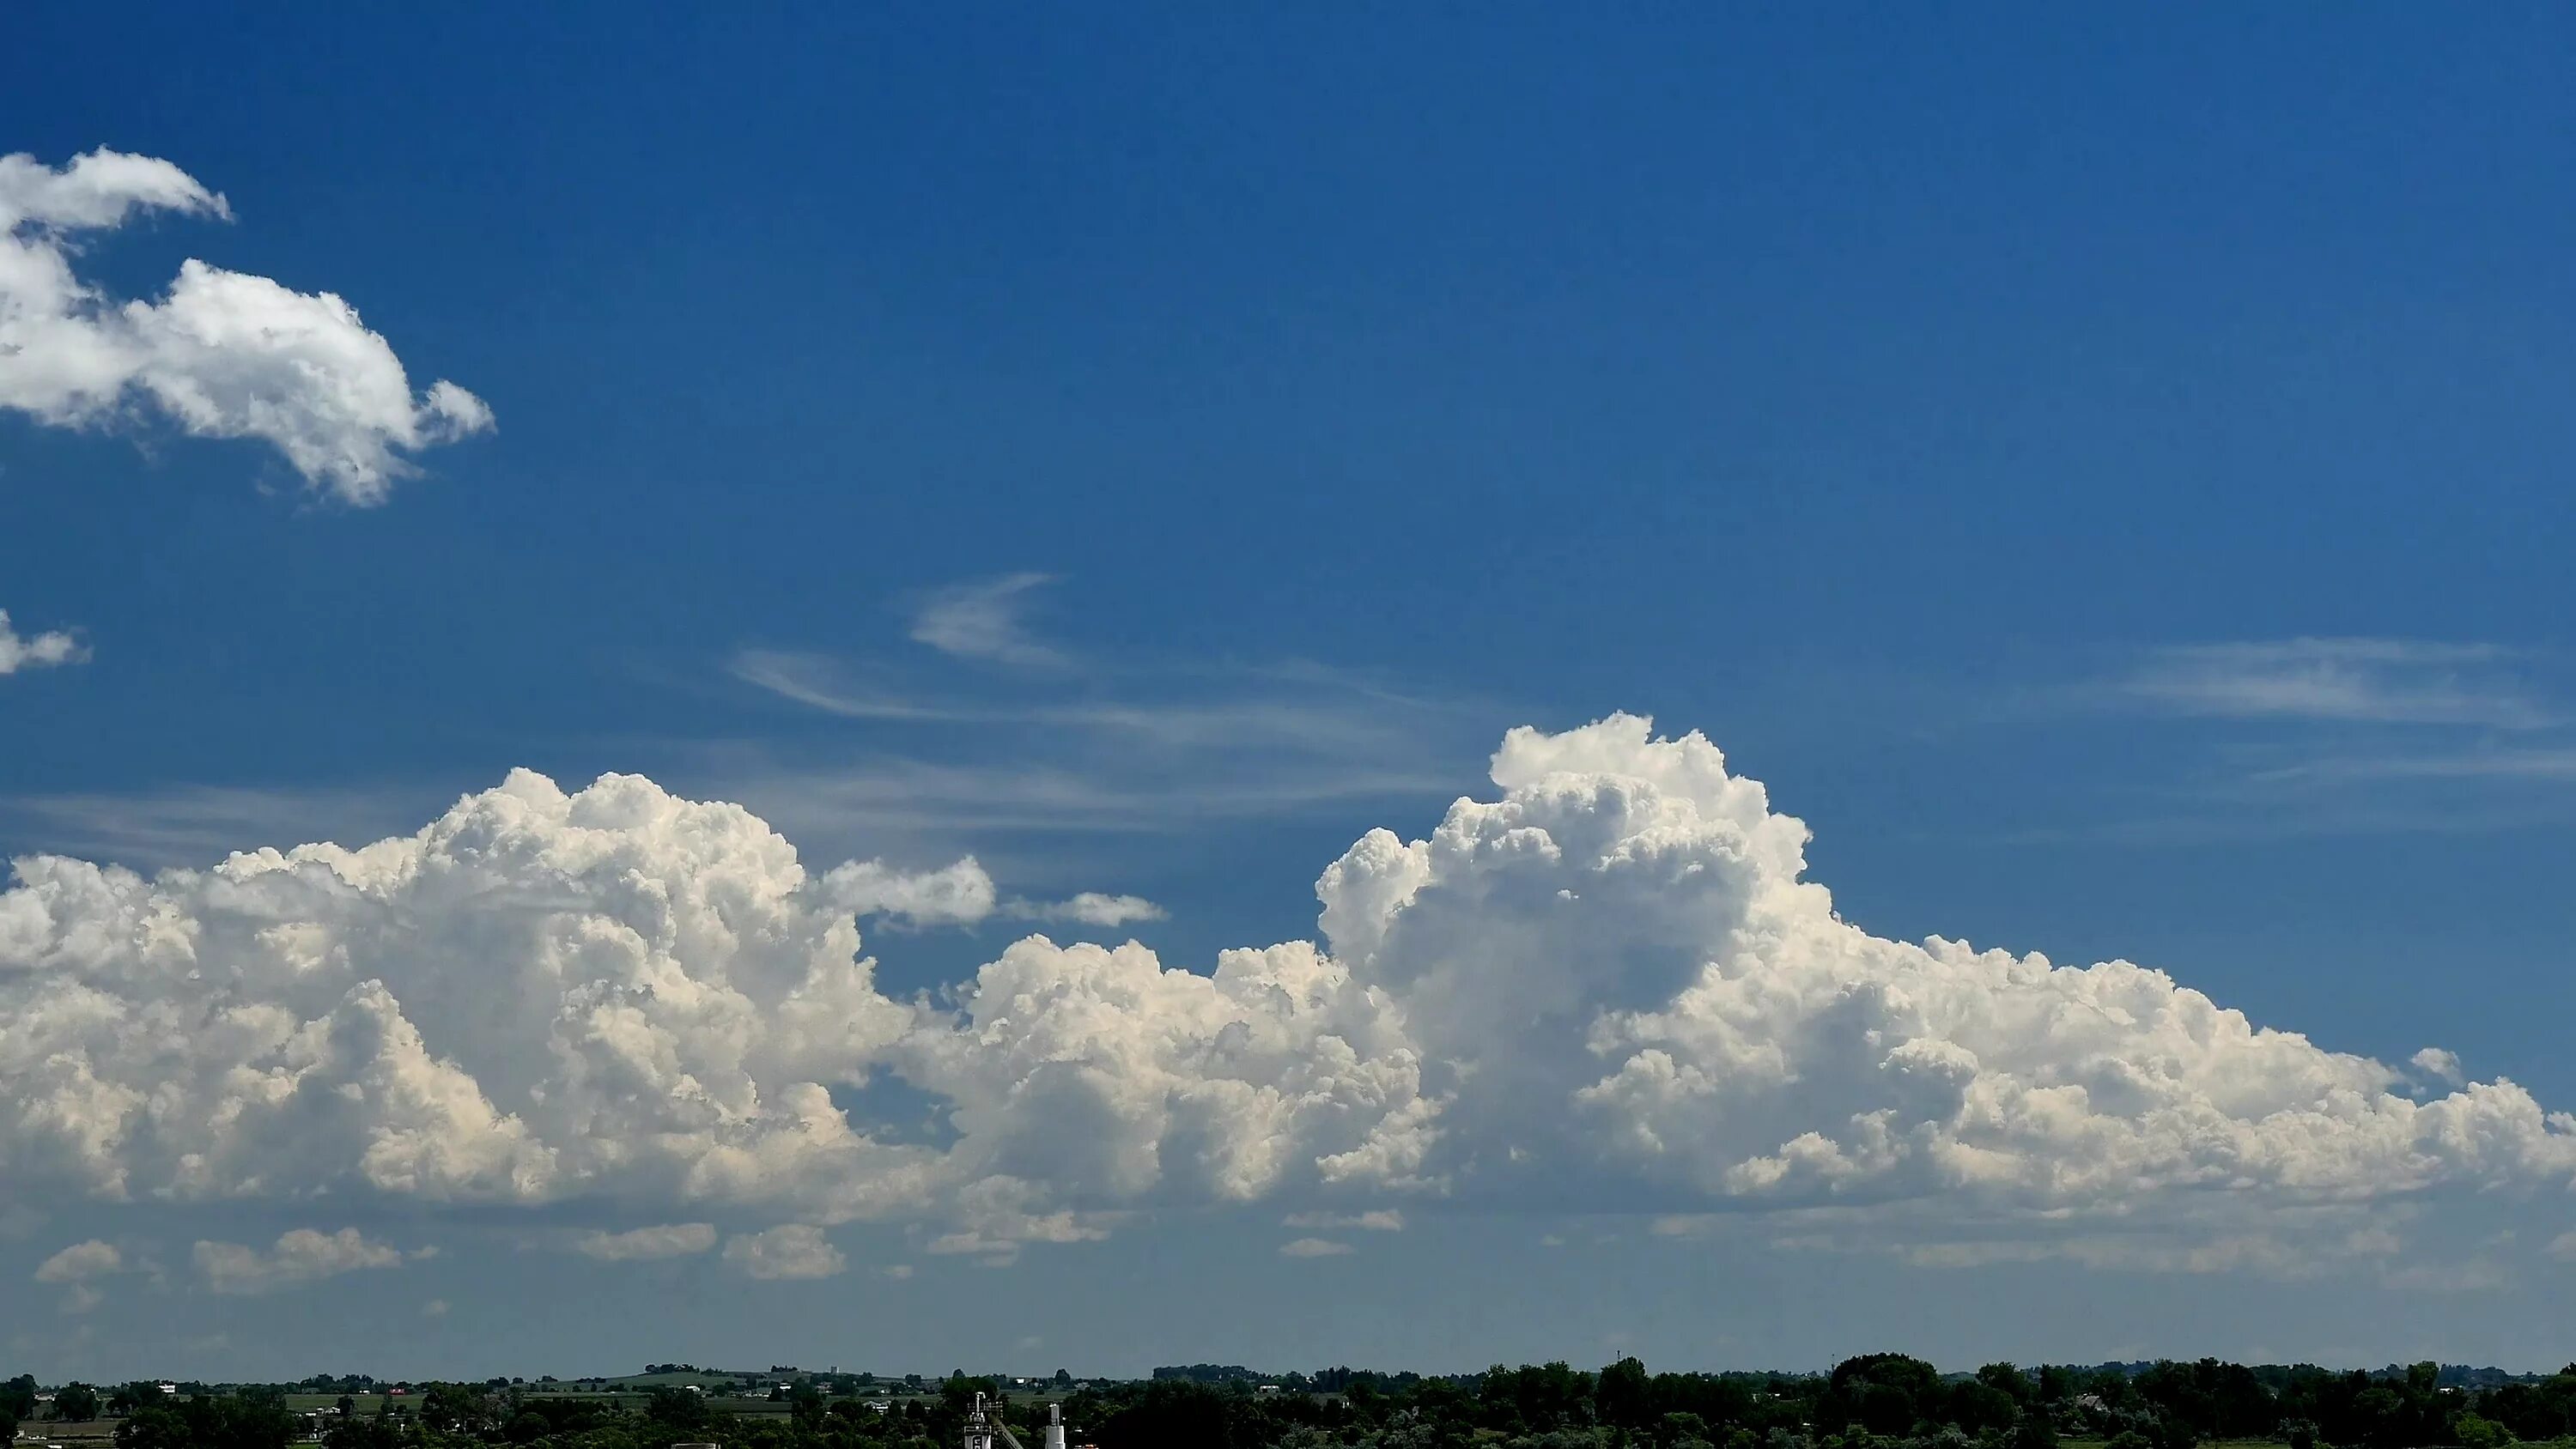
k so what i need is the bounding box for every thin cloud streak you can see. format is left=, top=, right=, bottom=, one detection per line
left=716, top=638, right=1496, bottom=854
left=729, top=648, right=1449, bottom=753
left=908, top=573, right=1065, bottom=670
left=2114, top=637, right=2552, bottom=729
left=2, top=781, right=468, bottom=870
left=2249, top=748, right=2576, bottom=784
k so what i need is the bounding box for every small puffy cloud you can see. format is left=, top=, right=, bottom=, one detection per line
left=2548, top=1230, right=2576, bottom=1262
left=193, top=1228, right=404, bottom=1295
left=2413, top=1047, right=2466, bottom=1086
left=908, top=573, right=1062, bottom=668
left=878, top=1264, right=914, bottom=1280
left=0, top=609, right=84, bottom=675
left=0, top=148, right=490, bottom=505
left=722, top=1224, right=846, bottom=1281
left=34, top=1239, right=122, bottom=1282
left=1283, top=1210, right=1402, bottom=1232
left=1005, top=892, right=1167, bottom=929
left=1279, top=1237, right=1353, bottom=1258
left=421, top=1299, right=449, bottom=1318
left=574, top=1223, right=719, bottom=1261
left=821, top=857, right=999, bottom=927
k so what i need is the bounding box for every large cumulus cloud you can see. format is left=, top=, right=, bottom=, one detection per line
left=3, top=717, right=2570, bottom=1261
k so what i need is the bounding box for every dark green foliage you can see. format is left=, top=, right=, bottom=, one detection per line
left=116, top=1391, right=295, bottom=1449
left=2008, top=1406, right=2057, bottom=1449
left=644, top=1387, right=714, bottom=1434
left=1595, top=1358, right=1653, bottom=1430
left=1976, top=1367, right=2031, bottom=1408
left=1822, top=1355, right=1942, bottom=1436
left=111, top=1385, right=165, bottom=1416
left=324, top=1416, right=408, bottom=1449
left=4, top=1352, right=2561, bottom=1449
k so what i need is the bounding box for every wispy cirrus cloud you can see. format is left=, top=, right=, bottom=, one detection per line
left=2247, top=746, right=2576, bottom=785
left=729, top=647, right=1447, bottom=754
left=908, top=573, right=1065, bottom=670
left=0, top=779, right=460, bottom=870
left=719, top=631, right=1489, bottom=858
left=2114, top=638, right=2551, bottom=729
left=1989, top=638, right=2576, bottom=840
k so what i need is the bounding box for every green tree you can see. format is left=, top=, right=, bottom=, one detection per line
left=56, top=1384, right=104, bottom=1422
left=118, top=1395, right=292, bottom=1449
left=0, top=1374, right=33, bottom=1447
left=1946, top=1383, right=2019, bottom=1435
left=323, top=1417, right=407, bottom=1449
left=646, top=1387, right=714, bottom=1434
left=791, top=1383, right=828, bottom=1428
left=1597, top=1359, right=1654, bottom=1431
left=1825, top=1355, right=1941, bottom=1437
left=1977, top=1367, right=2032, bottom=1407
left=109, top=1385, right=163, bottom=1417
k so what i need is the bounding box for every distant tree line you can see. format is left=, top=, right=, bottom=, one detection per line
left=8, top=1357, right=2576, bottom=1449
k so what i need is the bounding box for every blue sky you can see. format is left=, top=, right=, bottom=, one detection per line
left=5, top=3, right=2576, bottom=1382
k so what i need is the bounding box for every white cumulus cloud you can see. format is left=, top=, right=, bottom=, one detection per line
left=2412, top=1047, right=2466, bottom=1086
left=0, top=148, right=491, bottom=504
left=0, top=609, right=84, bottom=675
left=3, top=718, right=2573, bottom=1270
left=192, top=1227, right=404, bottom=1294
left=723, top=1223, right=846, bottom=1280
left=1279, top=1237, right=1354, bottom=1258
left=574, top=1223, right=719, bottom=1261
left=821, top=857, right=1000, bottom=927
left=33, top=1238, right=122, bottom=1282
left=1284, top=1210, right=1402, bottom=1231
left=1003, top=892, right=1167, bottom=928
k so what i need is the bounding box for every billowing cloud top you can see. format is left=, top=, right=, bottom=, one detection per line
left=0, top=148, right=490, bottom=503
left=2, top=718, right=2568, bottom=1260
